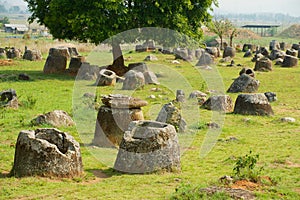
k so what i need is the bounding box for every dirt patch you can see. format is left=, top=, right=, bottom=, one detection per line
left=200, top=186, right=256, bottom=200
left=271, top=160, right=300, bottom=169
left=0, top=59, right=14, bottom=66
left=231, top=179, right=260, bottom=191
left=285, top=161, right=300, bottom=168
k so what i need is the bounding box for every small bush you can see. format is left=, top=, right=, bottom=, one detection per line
left=233, top=150, right=264, bottom=182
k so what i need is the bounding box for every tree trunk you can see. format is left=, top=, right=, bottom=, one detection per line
left=107, top=41, right=128, bottom=77
left=220, top=36, right=223, bottom=50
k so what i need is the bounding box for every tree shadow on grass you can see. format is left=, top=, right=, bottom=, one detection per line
left=0, top=70, right=77, bottom=82
left=86, top=168, right=122, bottom=179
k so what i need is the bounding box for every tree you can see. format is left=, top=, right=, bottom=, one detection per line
left=0, top=16, right=9, bottom=24
left=25, top=0, right=217, bottom=76
left=228, top=26, right=238, bottom=47
left=207, top=18, right=233, bottom=49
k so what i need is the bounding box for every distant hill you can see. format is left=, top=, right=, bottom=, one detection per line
left=0, top=0, right=27, bottom=10
left=214, top=13, right=300, bottom=26
left=278, top=24, right=300, bottom=39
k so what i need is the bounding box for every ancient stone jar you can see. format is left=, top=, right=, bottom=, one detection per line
left=227, top=74, right=259, bottom=93
left=114, top=120, right=181, bottom=173
left=68, top=56, right=85, bottom=74
left=201, top=95, right=233, bottom=113
left=243, top=49, right=252, bottom=58
left=156, top=102, right=187, bottom=132
left=23, top=49, right=42, bottom=61
left=196, top=52, right=214, bottom=66
left=234, top=93, right=274, bottom=116
left=43, top=47, right=69, bottom=74
left=176, top=90, right=185, bottom=102
left=223, top=46, right=236, bottom=58
left=93, top=94, right=148, bottom=147
left=269, top=49, right=285, bottom=61
left=122, top=70, right=145, bottom=90
left=31, top=110, right=75, bottom=127
left=11, top=128, right=83, bottom=178
left=0, top=89, right=18, bottom=109
left=128, top=62, right=149, bottom=72
left=242, top=44, right=255, bottom=52
left=174, top=48, right=189, bottom=60
left=6, top=47, right=21, bottom=59
left=205, top=47, right=220, bottom=58
left=282, top=55, right=298, bottom=67
left=254, top=57, right=272, bottom=72
left=95, top=69, right=117, bottom=86
left=68, top=47, right=79, bottom=57
left=239, top=68, right=255, bottom=78
left=76, top=62, right=102, bottom=80
left=291, top=44, right=300, bottom=50
left=127, top=62, right=159, bottom=85
left=286, top=49, right=298, bottom=57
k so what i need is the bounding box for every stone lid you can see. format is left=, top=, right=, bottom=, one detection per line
left=101, top=94, right=148, bottom=108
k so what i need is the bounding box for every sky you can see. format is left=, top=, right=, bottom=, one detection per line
left=213, top=0, right=300, bottom=17
left=8, top=0, right=300, bottom=18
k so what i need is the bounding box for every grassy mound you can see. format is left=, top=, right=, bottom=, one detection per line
left=278, top=24, right=300, bottom=39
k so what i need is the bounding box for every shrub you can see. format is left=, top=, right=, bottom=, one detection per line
left=232, top=150, right=264, bottom=182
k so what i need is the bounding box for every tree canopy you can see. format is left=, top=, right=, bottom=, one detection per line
left=25, top=0, right=217, bottom=45
left=25, top=0, right=217, bottom=75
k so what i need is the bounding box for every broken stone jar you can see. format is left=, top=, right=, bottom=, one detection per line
left=11, top=128, right=83, bottom=178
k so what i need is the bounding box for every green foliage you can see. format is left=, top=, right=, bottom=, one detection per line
left=233, top=150, right=264, bottom=182
left=24, top=0, right=216, bottom=45
left=0, top=16, right=9, bottom=24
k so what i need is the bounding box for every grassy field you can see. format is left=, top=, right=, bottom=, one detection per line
left=0, top=38, right=300, bottom=199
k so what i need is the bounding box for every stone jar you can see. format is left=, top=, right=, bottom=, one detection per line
left=114, top=120, right=181, bottom=173
left=11, top=128, right=83, bottom=178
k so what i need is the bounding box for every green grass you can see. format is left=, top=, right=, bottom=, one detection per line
left=0, top=43, right=300, bottom=199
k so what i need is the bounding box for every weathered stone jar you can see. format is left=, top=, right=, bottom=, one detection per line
left=11, top=128, right=83, bottom=178
left=234, top=93, right=274, bottom=116
left=93, top=94, right=147, bottom=147
left=114, top=120, right=181, bottom=173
